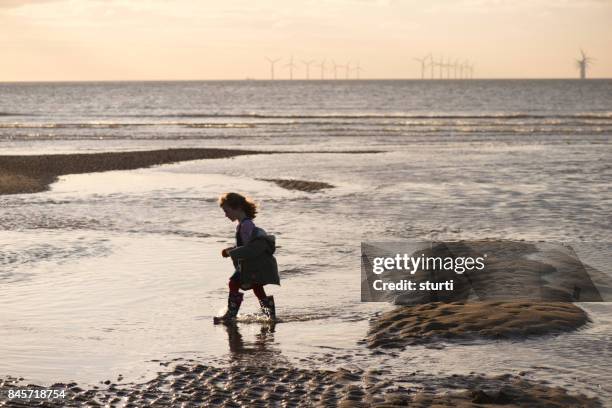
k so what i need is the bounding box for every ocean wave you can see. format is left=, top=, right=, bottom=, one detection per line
left=3, top=112, right=611, bottom=120
left=1, top=118, right=611, bottom=131
left=0, top=122, right=258, bottom=129
left=0, top=123, right=136, bottom=129
left=105, top=112, right=612, bottom=120
left=184, top=123, right=255, bottom=128
left=2, top=129, right=610, bottom=142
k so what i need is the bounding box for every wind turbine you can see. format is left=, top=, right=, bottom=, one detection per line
left=414, top=54, right=430, bottom=79
left=576, top=49, right=594, bottom=80
left=285, top=55, right=298, bottom=80
left=335, top=64, right=347, bottom=80
left=429, top=54, right=435, bottom=78
left=437, top=56, right=444, bottom=79
left=302, top=59, right=315, bottom=80
left=332, top=60, right=340, bottom=80
left=265, top=57, right=281, bottom=80
left=462, top=60, right=470, bottom=79
left=453, top=59, right=460, bottom=79
left=345, top=61, right=351, bottom=79
left=318, top=59, right=327, bottom=80
left=445, top=57, right=452, bottom=79
left=352, top=61, right=364, bottom=80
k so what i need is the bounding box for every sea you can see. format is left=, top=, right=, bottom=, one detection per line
left=1, top=80, right=611, bottom=401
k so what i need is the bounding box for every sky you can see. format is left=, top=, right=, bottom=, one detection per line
left=1, top=0, right=611, bottom=81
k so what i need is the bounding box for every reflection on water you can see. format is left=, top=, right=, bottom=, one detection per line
left=223, top=322, right=277, bottom=357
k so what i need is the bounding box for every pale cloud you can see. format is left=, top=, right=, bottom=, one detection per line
left=0, top=0, right=60, bottom=8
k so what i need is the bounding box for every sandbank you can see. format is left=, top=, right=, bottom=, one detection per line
left=367, top=301, right=589, bottom=349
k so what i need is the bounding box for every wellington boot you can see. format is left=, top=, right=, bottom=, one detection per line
left=214, top=292, right=243, bottom=324
left=259, top=295, right=276, bottom=321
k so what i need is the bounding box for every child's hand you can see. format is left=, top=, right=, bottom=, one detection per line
left=221, top=247, right=233, bottom=258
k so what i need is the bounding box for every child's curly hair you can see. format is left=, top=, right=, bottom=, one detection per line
left=218, top=192, right=258, bottom=219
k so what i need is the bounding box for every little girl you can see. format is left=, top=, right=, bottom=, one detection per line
left=214, top=192, right=279, bottom=324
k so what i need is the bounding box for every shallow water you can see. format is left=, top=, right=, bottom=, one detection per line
left=1, top=80, right=611, bottom=403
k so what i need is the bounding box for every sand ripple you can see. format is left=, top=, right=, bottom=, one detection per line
left=0, top=362, right=600, bottom=407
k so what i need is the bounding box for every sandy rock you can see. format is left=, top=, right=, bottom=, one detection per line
left=367, top=301, right=589, bottom=348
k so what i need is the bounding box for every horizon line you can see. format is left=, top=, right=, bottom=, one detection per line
left=1, top=77, right=611, bottom=84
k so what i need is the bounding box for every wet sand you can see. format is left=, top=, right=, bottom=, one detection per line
left=258, top=178, right=335, bottom=192
left=0, top=173, right=44, bottom=195
left=0, top=359, right=600, bottom=407
left=367, top=301, right=589, bottom=349
left=0, top=148, right=267, bottom=195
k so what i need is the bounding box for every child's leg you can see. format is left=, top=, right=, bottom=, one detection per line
left=252, top=284, right=267, bottom=300
left=229, top=277, right=241, bottom=294
left=214, top=276, right=243, bottom=323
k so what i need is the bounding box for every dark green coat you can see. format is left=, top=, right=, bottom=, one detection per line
left=229, top=228, right=280, bottom=290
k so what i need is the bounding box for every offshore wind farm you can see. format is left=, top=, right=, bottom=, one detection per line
left=413, top=54, right=474, bottom=80
left=262, top=55, right=475, bottom=80
left=260, top=50, right=598, bottom=80
left=262, top=54, right=475, bottom=80
left=264, top=57, right=366, bottom=80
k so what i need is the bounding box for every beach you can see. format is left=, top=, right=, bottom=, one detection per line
left=1, top=148, right=609, bottom=407
left=1, top=80, right=611, bottom=407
